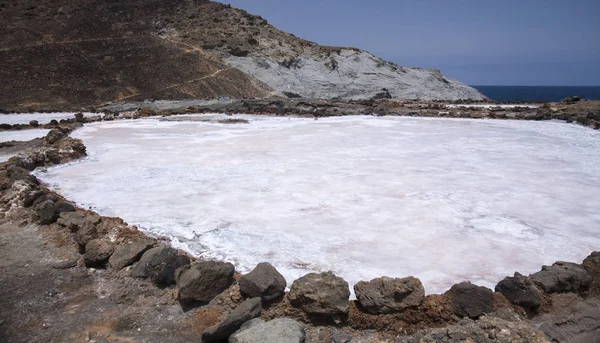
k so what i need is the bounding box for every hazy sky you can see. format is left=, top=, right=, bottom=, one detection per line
left=218, top=0, right=600, bottom=86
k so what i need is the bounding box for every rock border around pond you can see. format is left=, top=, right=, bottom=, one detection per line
left=2, top=99, right=600, bottom=134
left=0, top=120, right=599, bottom=342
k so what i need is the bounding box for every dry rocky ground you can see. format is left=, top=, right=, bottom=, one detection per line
left=0, top=112, right=599, bottom=342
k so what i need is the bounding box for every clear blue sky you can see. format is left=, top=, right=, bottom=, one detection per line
left=217, top=0, right=600, bottom=86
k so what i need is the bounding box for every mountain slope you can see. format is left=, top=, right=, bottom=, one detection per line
left=0, top=0, right=484, bottom=111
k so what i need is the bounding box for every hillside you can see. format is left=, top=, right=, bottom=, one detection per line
left=0, top=0, right=484, bottom=111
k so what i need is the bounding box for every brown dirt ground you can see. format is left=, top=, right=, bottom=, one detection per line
left=0, top=216, right=203, bottom=343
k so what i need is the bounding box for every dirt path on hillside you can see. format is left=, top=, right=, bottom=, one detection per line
left=114, top=67, right=234, bottom=102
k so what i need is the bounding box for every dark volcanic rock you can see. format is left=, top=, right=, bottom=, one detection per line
left=372, top=88, right=392, bottom=100
left=23, top=190, right=44, bottom=207
left=288, top=271, right=350, bottom=317
left=57, top=212, right=101, bottom=247
left=444, top=282, right=494, bottom=319
left=529, top=261, right=593, bottom=293
left=84, top=239, right=115, bottom=268
left=354, top=276, right=425, bottom=314
left=202, top=297, right=262, bottom=342
left=175, top=261, right=235, bottom=309
left=12, top=151, right=46, bottom=171
left=35, top=200, right=57, bottom=224
left=55, top=137, right=87, bottom=159
left=53, top=202, right=76, bottom=215
left=239, top=262, right=286, bottom=301
left=6, top=165, right=27, bottom=179
left=283, top=91, right=302, bottom=98
left=57, top=211, right=87, bottom=231
left=29, top=120, right=39, bottom=127
left=74, top=112, right=85, bottom=122
left=582, top=251, right=600, bottom=278
left=495, top=272, right=541, bottom=310
left=45, top=128, right=66, bottom=144
left=108, top=239, right=155, bottom=270
left=74, top=224, right=98, bottom=247
left=31, top=196, right=48, bottom=207
left=131, top=246, right=190, bottom=287
left=7, top=165, right=39, bottom=185
left=45, top=149, right=62, bottom=164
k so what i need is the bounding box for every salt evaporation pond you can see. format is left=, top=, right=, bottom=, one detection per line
left=35, top=115, right=600, bottom=294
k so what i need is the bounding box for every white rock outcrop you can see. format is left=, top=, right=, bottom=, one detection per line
left=225, top=49, right=485, bottom=101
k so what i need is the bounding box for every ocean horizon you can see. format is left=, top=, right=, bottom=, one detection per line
left=471, top=85, right=600, bottom=102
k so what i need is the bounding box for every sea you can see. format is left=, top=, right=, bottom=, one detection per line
left=471, top=86, right=600, bottom=102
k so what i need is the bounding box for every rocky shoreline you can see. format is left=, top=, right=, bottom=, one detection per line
left=1, top=117, right=599, bottom=342
left=1, top=99, right=600, bottom=133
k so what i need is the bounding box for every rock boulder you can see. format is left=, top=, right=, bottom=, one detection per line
left=53, top=202, right=76, bottom=215
left=582, top=251, right=600, bottom=278
left=74, top=112, right=85, bottom=122
left=57, top=212, right=101, bottom=247
left=6, top=165, right=39, bottom=184
left=354, top=276, right=425, bottom=314
left=45, top=128, right=66, bottom=144
left=130, top=246, right=190, bottom=287
left=108, top=239, right=154, bottom=270
left=175, top=260, right=235, bottom=309
left=239, top=262, right=286, bottom=301
left=84, top=239, right=115, bottom=268
left=202, top=297, right=262, bottom=342
left=529, top=261, right=593, bottom=293
left=444, top=282, right=494, bottom=319
left=495, top=272, right=541, bottom=310
left=35, top=200, right=57, bottom=225
left=288, top=271, right=350, bottom=317
left=23, top=190, right=44, bottom=208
